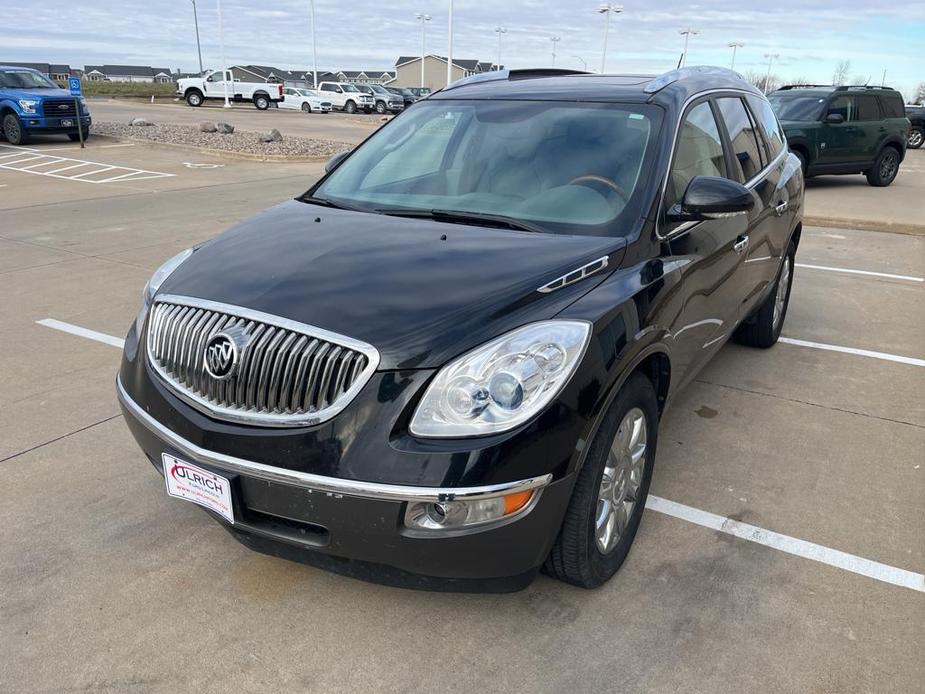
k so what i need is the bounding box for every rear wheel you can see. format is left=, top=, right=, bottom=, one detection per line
left=2, top=113, right=28, bottom=145
left=866, top=146, right=900, bottom=186
left=375, top=101, right=386, bottom=114
left=185, top=90, right=204, bottom=107
left=254, top=94, right=270, bottom=110
left=301, top=102, right=311, bottom=113
left=908, top=127, right=923, bottom=149
left=734, top=240, right=796, bottom=348
left=345, top=100, right=357, bottom=114
left=544, top=372, right=658, bottom=588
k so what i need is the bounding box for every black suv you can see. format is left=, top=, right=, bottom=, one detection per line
left=768, top=85, right=910, bottom=186
left=118, top=66, right=803, bottom=591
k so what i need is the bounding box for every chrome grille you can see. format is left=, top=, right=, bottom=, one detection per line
left=145, top=295, right=379, bottom=427
left=42, top=99, right=78, bottom=117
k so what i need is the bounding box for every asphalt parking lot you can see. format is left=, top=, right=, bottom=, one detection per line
left=1, top=137, right=922, bottom=693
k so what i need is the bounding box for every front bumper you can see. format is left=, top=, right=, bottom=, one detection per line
left=22, top=114, right=91, bottom=133
left=117, top=375, right=575, bottom=591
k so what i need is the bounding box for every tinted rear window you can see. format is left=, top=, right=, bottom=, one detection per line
left=854, top=95, right=881, bottom=121
left=879, top=94, right=905, bottom=118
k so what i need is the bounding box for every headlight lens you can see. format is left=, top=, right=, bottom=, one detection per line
left=134, top=248, right=193, bottom=335
left=18, top=99, right=38, bottom=114
left=404, top=489, right=539, bottom=532
left=409, top=321, right=591, bottom=438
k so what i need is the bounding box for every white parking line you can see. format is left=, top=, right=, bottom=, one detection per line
left=0, top=144, right=174, bottom=185
left=796, top=262, right=924, bottom=283
left=34, top=317, right=925, bottom=593
left=779, top=337, right=925, bottom=367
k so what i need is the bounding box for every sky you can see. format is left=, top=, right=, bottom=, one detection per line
left=4, top=0, right=924, bottom=99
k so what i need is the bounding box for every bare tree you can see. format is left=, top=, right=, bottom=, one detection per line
left=914, top=82, right=925, bottom=104
left=789, top=76, right=813, bottom=86
left=832, top=60, right=851, bottom=85
left=744, top=70, right=781, bottom=93
left=851, top=74, right=870, bottom=86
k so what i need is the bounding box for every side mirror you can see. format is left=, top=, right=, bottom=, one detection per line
left=668, top=176, right=754, bottom=222
left=824, top=113, right=845, bottom=124
left=325, top=150, right=350, bottom=173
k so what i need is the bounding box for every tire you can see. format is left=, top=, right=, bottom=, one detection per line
left=2, top=113, right=29, bottom=145
left=301, top=102, right=311, bottom=113
left=865, top=146, right=900, bottom=186
left=185, top=90, right=204, bottom=107
left=908, top=127, right=923, bottom=150
left=375, top=101, right=386, bottom=114
left=345, top=100, right=357, bottom=114
left=734, top=240, right=796, bottom=348
left=254, top=94, right=270, bottom=110
left=544, top=372, right=659, bottom=588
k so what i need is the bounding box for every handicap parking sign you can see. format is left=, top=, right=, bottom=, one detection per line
left=68, top=77, right=82, bottom=96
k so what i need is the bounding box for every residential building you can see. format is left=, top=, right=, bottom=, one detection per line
left=0, top=61, right=74, bottom=81
left=83, top=65, right=174, bottom=83
left=393, top=55, right=501, bottom=90
left=334, top=70, right=396, bottom=85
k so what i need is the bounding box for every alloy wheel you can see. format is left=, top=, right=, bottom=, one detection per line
left=595, top=407, right=647, bottom=554
left=909, top=130, right=923, bottom=148
left=879, top=152, right=898, bottom=181
left=773, top=255, right=791, bottom=329
left=4, top=116, right=21, bottom=143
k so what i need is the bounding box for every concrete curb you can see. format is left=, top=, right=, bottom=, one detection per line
left=803, top=215, right=925, bottom=237
left=90, top=133, right=332, bottom=163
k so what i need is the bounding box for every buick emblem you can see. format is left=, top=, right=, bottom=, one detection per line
left=204, top=327, right=249, bottom=380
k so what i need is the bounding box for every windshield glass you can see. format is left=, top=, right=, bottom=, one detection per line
left=768, top=95, right=827, bottom=121
left=312, top=99, right=662, bottom=234
left=0, top=69, right=59, bottom=89
left=341, top=84, right=359, bottom=92
left=370, top=85, right=389, bottom=94
left=297, top=89, right=317, bottom=97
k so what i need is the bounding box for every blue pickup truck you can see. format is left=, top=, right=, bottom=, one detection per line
left=0, top=65, right=91, bottom=145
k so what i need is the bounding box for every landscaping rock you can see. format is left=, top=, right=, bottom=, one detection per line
left=198, top=121, right=218, bottom=133
left=129, top=118, right=154, bottom=127
left=260, top=128, right=283, bottom=143
left=215, top=122, right=235, bottom=134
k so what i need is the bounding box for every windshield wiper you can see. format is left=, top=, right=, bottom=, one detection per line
left=376, top=208, right=544, bottom=234
left=300, top=195, right=363, bottom=212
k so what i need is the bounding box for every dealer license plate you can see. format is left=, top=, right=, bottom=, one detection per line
left=61, top=119, right=73, bottom=127
left=162, top=453, right=234, bottom=524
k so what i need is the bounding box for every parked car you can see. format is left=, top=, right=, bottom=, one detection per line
left=278, top=87, right=331, bottom=113
left=177, top=70, right=283, bottom=110
left=386, top=87, right=418, bottom=108
left=118, top=66, right=803, bottom=591
left=768, top=84, right=909, bottom=186
left=0, top=65, right=91, bottom=145
left=317, top=81, right=375, bottom=113
left=407, top=87, right=431, bottom=98
left=905, top=103, right=924, bottom=149
left=353, top=84, right=404, bottom=114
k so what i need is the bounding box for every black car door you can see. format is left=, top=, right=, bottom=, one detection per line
left=656, top=98, right=755, bottom=388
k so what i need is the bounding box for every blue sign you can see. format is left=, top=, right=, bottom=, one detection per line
left=68, top=77, right=82, bottom=96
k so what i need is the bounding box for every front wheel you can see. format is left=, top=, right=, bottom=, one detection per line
left=375, top=101, right=386, bottom=114
left=2, top=113, right=29, bottom=145
left=301, top=102, right=311, bottom=113
left=344, top=100, right=357, bottom=114
left=545, top=372, right=658, bottom=588
left=254, top=95, right=270, bottom=110
left=908, top=127, right=923, bottom=150
left=734, top=240, right=795, bottom=348
left=185, top=90, right=203, bottom=107
left=866, top=147, right=900, bottom=186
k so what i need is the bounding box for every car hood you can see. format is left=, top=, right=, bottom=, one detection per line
left=2, top=87, right=73, bottom=100
left=158, top=200, right=626, bottom=369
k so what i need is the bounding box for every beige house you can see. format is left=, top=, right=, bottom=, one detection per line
left=393, top=55, right=500, bottom=91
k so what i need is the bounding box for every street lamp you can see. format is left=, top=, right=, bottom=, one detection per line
left=416, top=13, right=431, bottom=89
left=447, top=0, right=454, bottom=85
left=727, top=41, right=744, bottom=71
left=310, top=0, right=318, bottom=89
left=678, top=27, right=699, bottom=68
left=217, top=0, right=230, bottom=107
left=572, top=55, right=587, bottom=71
left=550, top=36, right=560, bottom=67
left=597, top=4, right=623, bottom=74
left=191, top=0, right=204, bottom=75
left=495, top=27, right=507, bottom=71
left=763, top=53, right=779, bottom=93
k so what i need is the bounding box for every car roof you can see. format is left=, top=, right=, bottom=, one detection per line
left=0, top=64, right=42, bottom=71
left=772, top=85, right=903, bottom=97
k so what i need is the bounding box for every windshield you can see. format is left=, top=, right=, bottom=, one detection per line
left=0, top=69, right=59, bottom=89
left=768, top=95, right=827, bottom=121
left=297, top=89, right=317, bottom=97
left=341, top=84, right=359, bottom=92
left=311, top=99, right=662, bottom=234
left=370, top=85, right=389, bottom=94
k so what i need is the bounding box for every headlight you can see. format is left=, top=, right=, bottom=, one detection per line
left=409, top=321, right=591, bottom=438
left=134, top=248, right=193, bottom=335
left=18, top=99, right=38, bottom=114
left=404, top=485, right=544, bottom=533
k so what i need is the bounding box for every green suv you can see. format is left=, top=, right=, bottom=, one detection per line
left=768, top=85, right=910, bottom=186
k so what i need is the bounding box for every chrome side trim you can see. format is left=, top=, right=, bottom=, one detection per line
left=537, top=256, right=610, bottom=293
left=117, top=376, right=553, bottom=502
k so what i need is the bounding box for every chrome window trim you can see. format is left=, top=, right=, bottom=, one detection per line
left=117, top=375, right=552, bottom=501
left=655, top=88, right=787, bottom=242
left=146, top=294, right=381, bottom=428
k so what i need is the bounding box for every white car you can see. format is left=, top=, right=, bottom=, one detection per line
left=177, top=70, right=283, bottom=110
left=317, top=82, right=375, bottom=113
left=279, top=87, right=332, bottom=114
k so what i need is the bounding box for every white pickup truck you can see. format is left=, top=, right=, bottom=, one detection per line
left=317, top=82, right=376, bottom=113
left=177, top=70, right=283, bottom=110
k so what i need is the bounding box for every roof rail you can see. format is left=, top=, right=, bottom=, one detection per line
left=835, top=84, right=895, bottom=91
left=440, top=67, right=588, bottom=92
left=776, top=84, right=834, bottom=90
left=643, top=65, right=743, bottom=94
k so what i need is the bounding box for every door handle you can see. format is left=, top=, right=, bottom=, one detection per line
left=733, top=235, right=749, bottom=254
left=775, top=201, right=789, bottom=216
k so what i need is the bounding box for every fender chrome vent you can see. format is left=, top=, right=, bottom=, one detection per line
left=537, top=256, right=610, bottom=294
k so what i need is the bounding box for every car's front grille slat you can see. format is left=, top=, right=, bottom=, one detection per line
left=145, top=297, right=376, bottom=427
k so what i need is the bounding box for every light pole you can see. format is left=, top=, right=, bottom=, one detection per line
left=678, top=27, right=699, bottom=68
left=495, top=27, right=507, bottom=70
left=572, top=55, right=587, bottom=71
left=416, top=13, right=431, bottom=89
left=191, top=0, right=204, bottom=74
left=550, top=36, right=560, bottom=66
left=763, top=53, right=779, bottom=93
left=727, top=41, right=744, bottom=71
left=597, top=4, right=623, bottom=74
left=446, top=0, right=453, bottom=85
left=310, top=0, right=318, bottom=89
left=217, top=0, right=230, bottom=107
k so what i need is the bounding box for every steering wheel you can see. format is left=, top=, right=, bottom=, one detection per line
left=569, top=174, right=629, bottom=202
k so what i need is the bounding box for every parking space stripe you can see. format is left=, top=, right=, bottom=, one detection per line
left=779, top=337, right=925, bottom=367
left=646, top=496, right=924, bottom=593
left=0, top=145, right=174, bottom=184
left=36, top=319, right=125, bottom=348
left=796, top=262, right=924, bottom=283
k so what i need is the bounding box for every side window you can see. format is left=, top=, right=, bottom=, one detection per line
left=716, top=97, right=764, bottom=181
left=666, top=101, right=727, bottom=208
left=746, top=95, right=786, bottom=161
left=207, top=72, right=223, bottom=83
left=879, top=94, right=904, bottom=119
left=855, top=95, right=881, bottom=121
left=826, top=95, right=853, bottom=121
